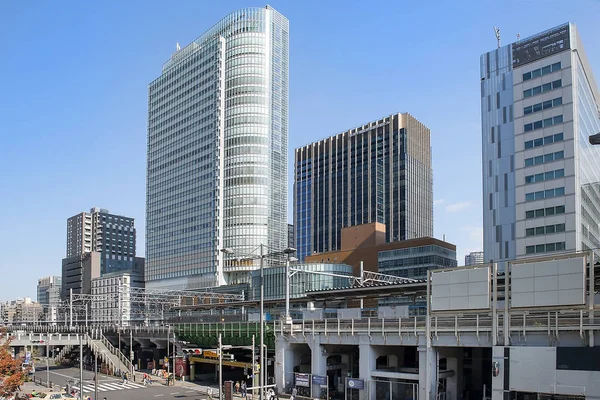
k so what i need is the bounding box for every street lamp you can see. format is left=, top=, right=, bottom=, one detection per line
left=220, top=245, right=296, bottom=400
left=590, top=132, right=600, bottom=145
left=284, top=253, right=298, bottom=324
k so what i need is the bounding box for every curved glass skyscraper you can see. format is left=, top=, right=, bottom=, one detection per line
left=146, top=6, right=289, bottom=289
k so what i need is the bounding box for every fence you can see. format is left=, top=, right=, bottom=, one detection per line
left=343, top=378, right=418, bottom=400
left=283, top=372, right=329, bottom=399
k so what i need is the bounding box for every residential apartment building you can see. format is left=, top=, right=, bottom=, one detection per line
left=295, top=113, right=433, bottom=261
left=464, top=251, right=484, bottom=266
left=481, top=23, right=600, bottom=263
left=146, top=7, right=289, bottom=289
left=91, top=270, right=145, bottom=326
left=67, top=207, right=137, bottom=274
left=1, top=298, right=43, bottom=324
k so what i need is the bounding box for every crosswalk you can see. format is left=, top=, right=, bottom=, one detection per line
left=72, top=381, right=146, bottom=393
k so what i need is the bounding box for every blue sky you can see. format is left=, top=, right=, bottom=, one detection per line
left=1, top=0, right=599, bottom=300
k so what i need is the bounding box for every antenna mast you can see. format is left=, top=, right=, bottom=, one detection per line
left=494, top=26, right=501, bottom=48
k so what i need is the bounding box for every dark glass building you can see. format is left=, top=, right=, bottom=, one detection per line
left=294, top=113, right=433, bottom=261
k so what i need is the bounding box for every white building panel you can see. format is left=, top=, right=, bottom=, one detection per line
left=511, top=256, right=585, bottom=307
left=431, top=267, right=490, bottom=311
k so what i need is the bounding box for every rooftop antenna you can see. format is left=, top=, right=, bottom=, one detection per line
left=494, top=26, right=501, bottom=48
left=176, top=42, right=181, bottom=51
left=517, top=33, right=521, bottom=41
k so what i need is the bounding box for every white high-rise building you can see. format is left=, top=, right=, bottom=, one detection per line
left=464, top=251, right=484, bottom=266
left=146, top=7, right=289, bottom=289
left=480, top=23, right=600, bottom=263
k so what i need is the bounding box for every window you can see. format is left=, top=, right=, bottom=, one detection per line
left=523, top=97, right=563, bottom=115
left=524, top=169, right=564, bottom=184
left=525, top=243, right=565, bottom=254
left=525, top=186, right=566, bottom=202
left=523, top=115, right=564, bottom=132
left=522, top=62, right=561, bottom=81
left=523, top=79, right=562, bottom=98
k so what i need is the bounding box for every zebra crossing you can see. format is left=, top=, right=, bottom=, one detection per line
left=72, top=381, right=146, bottom=393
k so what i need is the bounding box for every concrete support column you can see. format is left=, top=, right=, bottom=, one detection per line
left=491, top=347, right=505, bottom=400
left=359, top=343, right=375, bottom=400
left=418, top=346, right=438, bottom=400
left=189, top=362, right=195, bottom=382
left=276, top=337, right=296, bottom=393
left=445, top=355, right=463, bottom=400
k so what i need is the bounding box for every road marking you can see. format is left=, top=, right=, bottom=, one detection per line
left=102, top=383, right=124, bottom=390
left=186, top=390, right=195, bottom=393
left=170, top=392, right=180, bottom=395
left=154, top=395, right=164, bottom=397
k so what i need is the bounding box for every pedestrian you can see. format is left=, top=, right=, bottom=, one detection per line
left=122, top=371, right=128, bottom=385
left=235, top=381, right=240, bottom=394
left=241, top=381, right=247, bottom=398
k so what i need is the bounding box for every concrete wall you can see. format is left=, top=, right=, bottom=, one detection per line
left=492, top=346, right=600, bottom=399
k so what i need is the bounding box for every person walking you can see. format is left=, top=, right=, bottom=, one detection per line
left=241, top=381, right=247, bottom=398
left=235, top=381, right=240, bottom=394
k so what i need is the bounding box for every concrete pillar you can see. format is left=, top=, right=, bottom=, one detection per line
left=189, top=362, right=195, bottom=382
left=445, top=355, right=463, bottom=400
left=418, top=346, right=438, bottom=400
left=276, top=337, right=296, bottom=393
left=491, top=346, right=505, bottom=400
left=309, top=340, right=327, bottom=398
left=359, top=344, right=376, bottom=400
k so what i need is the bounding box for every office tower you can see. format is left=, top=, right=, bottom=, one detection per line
left=37, top=276, right=62, bottom=305
left=294, top=113, right=433, bottom=262
left=464, top=251, right=484, bottom=266
left=66, top=207, right=137, bottom=274
left=480, top=23, right=600, bottom=263
left=146, top=7, right=289, bottom=289
left=288, top=224, right=295, bottom=249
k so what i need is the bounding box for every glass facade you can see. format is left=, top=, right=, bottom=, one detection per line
left=146, top=7, right=289, bottom=289
left=378, top=245, right=457, bottom=279
left=249, top=263, right=353, bottom=301
left=294, top=113, right=433, bottom=261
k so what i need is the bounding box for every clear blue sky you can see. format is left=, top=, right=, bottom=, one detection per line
left=1, top=0, right=599, bottom=301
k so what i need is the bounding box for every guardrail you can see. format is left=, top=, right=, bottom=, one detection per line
left=99, top=334, right=134, bottom=374
left=274, top=310, right=600, bottom=344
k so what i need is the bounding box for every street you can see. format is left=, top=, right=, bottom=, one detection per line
left=32, top=367, right=210, bottom=400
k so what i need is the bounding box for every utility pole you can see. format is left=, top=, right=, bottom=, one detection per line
left=46, top=333, right=50, bottom=389
left=259, top=243, right=264, bottom=400
left=94, top=352, right=98, bottom=400
left=251, top=335, right=255, bottom=400
left=130, top=329, right=134, bottom=377
left=79, top=335, right=83, bottom=400
left=167, top=325, right=170, bottom=377
left=218, top=333, right=222, bottom=400
left=69, top=288, right=73, bottom=329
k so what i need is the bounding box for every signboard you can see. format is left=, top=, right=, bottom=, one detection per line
left=512, top=24, right=570, bottom=68
left=511, top=257, right=585, bottom=308
left=175, top=357, right=189, bottom=377
left=295, top=373, right=310, bottom=387
left=347, top=378, right=364, bottom=390
left=431, top=267, right=490, bottom=311
left=203, top=351, right=218, bottom=358
left=312, top=375, right=327, bottom=386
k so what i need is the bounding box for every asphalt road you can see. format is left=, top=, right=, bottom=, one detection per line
left=32, top=367, right=211, bottom=400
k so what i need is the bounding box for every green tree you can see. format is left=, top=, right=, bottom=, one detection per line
left=0, top=329, right=25, bottom=397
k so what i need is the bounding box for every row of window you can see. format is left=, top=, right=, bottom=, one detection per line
left=526, top=242, right=566, bottom=254
left=525, top=168, right=565, bottom=184
left=523, top=62, right=562, bottom=81
left=525, top=205, right=566, bottom=219
left=524, top=132, right=563, bottom=149
left=526, top=223, right=566, bottom=237
left=524, top=115, right=563, bottom=132
left=524, top=151, right=564, bottom=167
left=523, top=97, right=562, bottom=115
left=525, top=186, right=565, bottom=202
left=523, top=79, right=562, bottom=98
